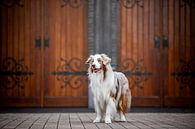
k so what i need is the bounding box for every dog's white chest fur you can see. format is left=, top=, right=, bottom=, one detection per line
left=89, top=72, right=115, bottom=105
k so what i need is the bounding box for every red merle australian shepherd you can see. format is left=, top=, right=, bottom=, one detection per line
left=86, top=54, right=131, bottom=123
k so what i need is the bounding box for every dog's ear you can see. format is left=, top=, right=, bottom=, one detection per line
left=101, top=54, right=111, bottom=65
left=85, top=55, right=93, bottom=64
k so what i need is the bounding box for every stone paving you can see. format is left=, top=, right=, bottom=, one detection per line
left=0, top=112, right=195, bottom=129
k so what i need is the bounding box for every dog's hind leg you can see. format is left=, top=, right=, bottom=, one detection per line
left=119, top=111, right=126, bottom=122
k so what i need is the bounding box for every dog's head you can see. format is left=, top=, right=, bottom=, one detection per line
left=86, top=54, right=111, bottom=73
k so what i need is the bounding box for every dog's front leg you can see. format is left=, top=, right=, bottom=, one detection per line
left=105, top=98, right=116, bottom=123
left=93, top=98, right=102, bottom=123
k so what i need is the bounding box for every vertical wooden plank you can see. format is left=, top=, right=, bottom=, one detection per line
left=0, top=7, right=6, bottom=96
left=167, top=0, right=174, bottom=97
left=61, top=0, right=67, bottom=97
left=54, top=0, right=61, bottom=97
left=143, top=0, right=150, bottom=97
left=49, top=0, right=56, bottom=97
left=178, top=0, right=185, bottom=96
left=185, top=4, right=191, bottom=67
left=179, top=2, right=185, bottom=64
left=66, top=6, right=71, bottom=97
left=82, top=2, right=87, bottom=97
left=16, top=4, right=20, bottom=96
left=77, top=5, right=83, bottom=97
left=185, top=2, right=191, bottom=97
left=35, top=0, right=42, bottom=98
left=41, top=0, right=47, bottom=106
left=132, top=4, right=138, bottom=63
left=83, top=3, right=87, bottom=96
left=17, top=2, right=23, bottom=96
left=191, top=7, right=195, bottom=61
left=1, top=7, right=7, bottom=96
left=59, top=0, right=63, bottom=97
left=184, top=2, right=191, bottom=97
left=143, top=0, right=150, bottom=98
left=44, top=0, right=49, bottom=98
left=153, top=0, right=160, bottom=97
left=126, top=3, right=135, bottom=95
left=147, top=0, right=155, bottom=97
left=162, top=0, right=168, bottom=106
left=8, top=7, right=14, bottom=97
left=13, top=5, right=19, bottom=97
left=30, top=0, right=34, bottom=97
left=45, top=0, right=51, bottom=97
left=22, top=1, right=26, bottom=96
left=71, top=6, right=77, bottom=97
left=74, top=6, right=79, bottom=97
left=1, top=7, right=7, bottom=62
left=77, top=5, right=83, bottom=62
left=68, top=6, right=73, bottom=97
left=132, top=3, right=139, bottom=96
left=190, top=4, right=195, bottom=97
left=174, top=0, right=181, bottom=97
left=137, top=0, right=144, bottom=96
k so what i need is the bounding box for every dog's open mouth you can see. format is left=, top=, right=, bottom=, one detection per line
left=93, top=68, right=101, bottom=73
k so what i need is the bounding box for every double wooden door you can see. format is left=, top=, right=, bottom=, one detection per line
left=120, top=0, right=195, bottom=107
left=0, top=0, right=88, bottom=107
left=1, top=0, right=194, bottom=107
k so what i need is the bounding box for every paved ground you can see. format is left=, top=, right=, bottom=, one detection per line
left=0, top=112, right=194, bottom=129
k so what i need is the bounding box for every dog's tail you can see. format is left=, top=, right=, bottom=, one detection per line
left=118, top=87, right=131, bottom=113
left=116, top=79, right=122, bottom=106
left=116, top=81, right=131, bottom=113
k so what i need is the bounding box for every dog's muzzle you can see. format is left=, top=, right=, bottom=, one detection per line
left=92, top=65, right=102, bottom=73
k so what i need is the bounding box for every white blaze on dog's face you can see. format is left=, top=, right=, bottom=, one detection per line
left=86, top=54, right=111, bottom=73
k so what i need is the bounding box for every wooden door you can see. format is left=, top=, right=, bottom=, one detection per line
left=120, top=0, right=195, bottom=107
left=0, top=0, right=88, bottom=107
left=119, top=0, right=163, bottom=106
left=43, top=0, right=88, bottom=107
left=163, top=0, right=195, bottom=107
left=0, top=0, right=42, bottom=106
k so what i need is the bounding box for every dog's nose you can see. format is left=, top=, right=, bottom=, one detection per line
left=92, top=64, right=95, bottom=68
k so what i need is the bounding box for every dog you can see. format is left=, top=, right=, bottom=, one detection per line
left=86, top=54, right=131, bottom=123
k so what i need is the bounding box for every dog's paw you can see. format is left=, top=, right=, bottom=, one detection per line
left=93, top=118, right=101, bottom=123
left=105, top=118, right=112, bottom=124
left=120, top=116, right=127, bottom=122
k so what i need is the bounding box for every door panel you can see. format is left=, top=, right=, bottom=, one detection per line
left=44, top=0, right=88, bottom=107
left=0, top=0, right=42, bottom=106
left=119, top=0, right=162, bottom=106
left=164, top=0, right=195, bottom=107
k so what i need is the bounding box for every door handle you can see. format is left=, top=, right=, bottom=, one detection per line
left=154, top=36, right=160, bottom=48
left=163, top=36, right=168, bottom=49
left=35, top=37, right=41, bottom=48
left=44, top=38, right=49, bottom=48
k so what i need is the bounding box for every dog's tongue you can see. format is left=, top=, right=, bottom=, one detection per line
left=94, top=68, right=100, bottom=73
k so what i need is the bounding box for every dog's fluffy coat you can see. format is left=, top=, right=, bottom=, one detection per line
left=86, top=54, right=131, bottom=123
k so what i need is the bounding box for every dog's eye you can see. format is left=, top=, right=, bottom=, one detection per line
left=91, top=59, right=94, bottom=63
left=97, top=58, right=101, bottom=62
